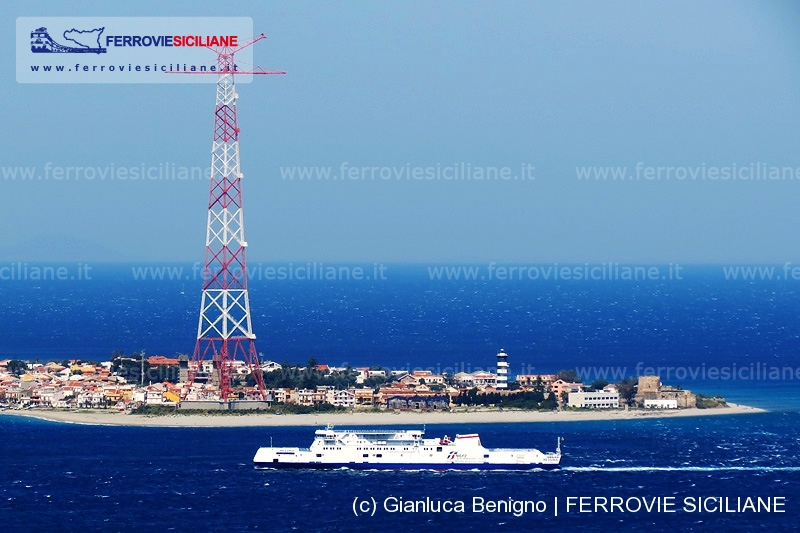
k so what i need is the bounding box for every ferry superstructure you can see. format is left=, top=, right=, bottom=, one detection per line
left=253, top=426, right=561, bottom=470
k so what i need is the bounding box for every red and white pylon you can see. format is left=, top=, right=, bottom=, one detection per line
left=177, top=34, right=285, bottom=401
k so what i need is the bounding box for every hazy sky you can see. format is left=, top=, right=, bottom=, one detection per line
left=3, top=1, right=800, bottom=263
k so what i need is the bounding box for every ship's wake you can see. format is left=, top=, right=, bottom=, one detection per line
left=564, top=466, right=800, bottom=472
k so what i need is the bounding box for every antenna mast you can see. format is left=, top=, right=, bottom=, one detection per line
left=176, top=34, right=285, bottom=401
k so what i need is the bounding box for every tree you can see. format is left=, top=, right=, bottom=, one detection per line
left=7, top=359, right=28, bottom=376
left=590, top=380, right=609, bottom=391
left=111, top=353, right=151, bottom=384
left=557, top=369, right=581, bottom=383
left=540, top=393, right=558, bottom=410
left=320, top=365, right=358, bottom=390
left=299, top=357, right=319, bottom=390
left=363, top=376, right=387, bottom=389
left=617, top=378, right=638, bottom=406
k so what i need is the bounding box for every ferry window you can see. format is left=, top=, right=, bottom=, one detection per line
left=363, top=454, right=368, bottom=458
left=316, top=454, right=322, bottom=457
left=484, top=454, right=489, bottom=458
left=437, top=447, right=442, bottom=452
left=376, top=454, right=382, bottom=458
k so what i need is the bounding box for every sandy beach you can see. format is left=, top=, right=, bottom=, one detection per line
left=0, top=403, right=765, bottom=428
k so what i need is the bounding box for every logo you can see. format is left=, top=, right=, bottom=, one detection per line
left=447, top=451, right=457, bottom=461
left=31, top=26, right=107, bottom=54
left=18, top=17, right=254, bottom=84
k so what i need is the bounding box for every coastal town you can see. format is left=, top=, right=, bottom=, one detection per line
left=0, top=349, right=712, bottom=413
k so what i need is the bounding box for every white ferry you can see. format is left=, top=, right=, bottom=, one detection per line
left=253, top=426, right=562, bottom=470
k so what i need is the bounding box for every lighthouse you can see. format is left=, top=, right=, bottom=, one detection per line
left=496, top=348, right=509, bottom=389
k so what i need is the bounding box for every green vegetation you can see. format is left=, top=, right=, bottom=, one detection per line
left=556, top=369, right=581, bottom=383
left=245, top=358, right=389, bottom=391
left=452, top=389, right=557, bottom=410
left=6, top=360, right=28, bottom=376
left=616, top=378, right=638, bottom=406
left=131, top=404, right=353, bottom=416
left=589, top=380, right=609, bottom=391
left=695, top=394, right=728, bottom=409
left=59, top=359, right=101, bottom=368
left=111, top=351, right=179, bottom=384
left=278, top=403, right=342, bottom=414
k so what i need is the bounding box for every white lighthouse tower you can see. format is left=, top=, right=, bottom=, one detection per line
left=496, top=348, right=509, bottom=389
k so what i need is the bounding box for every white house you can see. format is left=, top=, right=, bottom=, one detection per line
left=325, top=388, right=355, bottom=408
left=568, top=390, right=620, bottom=409
left=453, top=372, right=475, bottom=387
left=260, top=361, right=283, bottom=372
left=644, top=398, right=678, bottom=409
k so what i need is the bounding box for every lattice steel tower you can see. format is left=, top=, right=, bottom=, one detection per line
left=181, top=34, right=284, bottom=401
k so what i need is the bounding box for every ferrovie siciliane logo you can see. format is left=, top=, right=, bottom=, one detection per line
left=31, top=26, right=107, bottom=54
left=17, top=17, right=254, bottom=84
left=30, top=26, right=242, bottom=54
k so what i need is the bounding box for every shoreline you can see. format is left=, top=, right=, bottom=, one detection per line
left=0, top=403, right=766, bottom=428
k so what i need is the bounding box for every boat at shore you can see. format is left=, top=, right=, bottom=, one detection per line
left=253, top=426, right=562, bottom=470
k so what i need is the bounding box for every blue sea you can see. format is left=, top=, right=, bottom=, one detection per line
left=1, top=414, right=798, bottom=531
left=1, top=263, right=799, bottom=531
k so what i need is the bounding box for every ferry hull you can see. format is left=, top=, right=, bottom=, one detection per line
left=254, top=461, right=560, bottom=471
